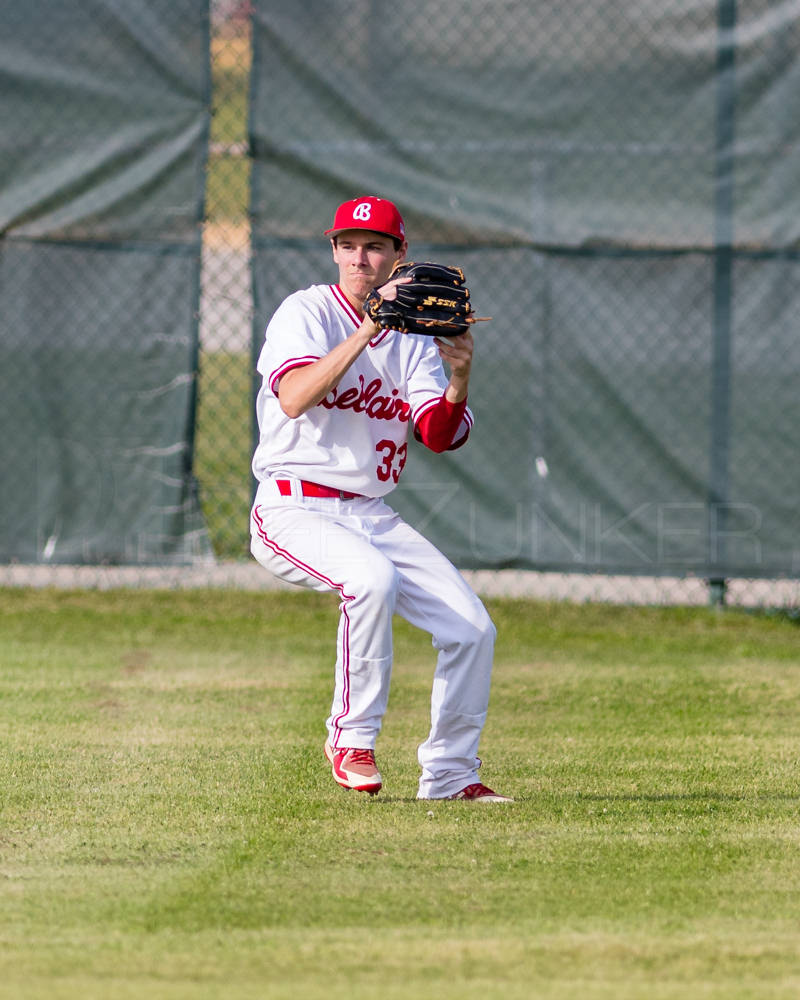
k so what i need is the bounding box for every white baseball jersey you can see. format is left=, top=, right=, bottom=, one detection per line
left=251, top=283, right=474, bottom=498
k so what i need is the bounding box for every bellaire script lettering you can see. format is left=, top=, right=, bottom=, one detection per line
left=319, top=375, right=411, bottom=422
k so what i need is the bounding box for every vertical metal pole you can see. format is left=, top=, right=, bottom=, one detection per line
left=248, top=6, right=261, bottom=510
left=709, top=0, right=737, bottom=607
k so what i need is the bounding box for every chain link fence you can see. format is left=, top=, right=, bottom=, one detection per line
left=2, top=1, right=799, bottom=611
left=197, top=0, right=253, bottom=561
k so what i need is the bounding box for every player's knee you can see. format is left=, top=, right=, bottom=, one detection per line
left=348, top=556, right=399, bottom=610
left=471, top=607, right=497, bottom=653
left=453, top=604, right=496, bottom=657
left=369, top=559, right=400, bottom=605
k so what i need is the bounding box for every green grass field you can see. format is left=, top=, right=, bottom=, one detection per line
left=2, top=588, right=800, bottom=999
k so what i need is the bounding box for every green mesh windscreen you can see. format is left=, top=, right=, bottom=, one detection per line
left=249, top=1, right=800, bottom=578
left=0, top=0, right=212, bottom=564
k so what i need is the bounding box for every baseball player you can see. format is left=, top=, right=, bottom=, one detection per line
left=250, top=195, right=512, bottom=803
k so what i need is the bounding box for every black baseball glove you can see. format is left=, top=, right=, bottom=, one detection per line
left=364, top=261, right=484, bottom=337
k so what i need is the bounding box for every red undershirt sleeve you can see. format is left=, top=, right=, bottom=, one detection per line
left=414, top=394, right=468, bottom=453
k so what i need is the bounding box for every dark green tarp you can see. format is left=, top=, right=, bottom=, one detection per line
left=0, top=0, right=212, bottom=564
left=249, top=0, right=800, bottom=578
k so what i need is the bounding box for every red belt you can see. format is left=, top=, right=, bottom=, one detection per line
left=276, top=478, right=362, bottom=500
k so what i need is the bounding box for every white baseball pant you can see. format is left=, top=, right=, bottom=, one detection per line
left=250, top=476, right=496, bottom=799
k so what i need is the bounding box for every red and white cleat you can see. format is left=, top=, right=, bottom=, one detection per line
left=445, top=782, right=514, bottom=803
left=324, top=740, right=382, bottom=795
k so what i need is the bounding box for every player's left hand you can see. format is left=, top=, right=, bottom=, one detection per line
left=435, top=328, right=474, bottom=380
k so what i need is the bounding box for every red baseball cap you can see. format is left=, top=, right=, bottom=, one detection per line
left=324, top=196, right=406, bottom=241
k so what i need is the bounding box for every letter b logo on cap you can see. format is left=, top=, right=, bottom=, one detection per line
left=353, top=202, right=373, bottom=221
